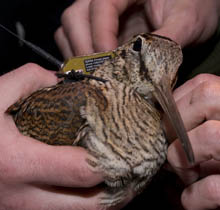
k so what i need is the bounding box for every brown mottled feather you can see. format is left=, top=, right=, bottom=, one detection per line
left=7, top=81, right=105, bottom=145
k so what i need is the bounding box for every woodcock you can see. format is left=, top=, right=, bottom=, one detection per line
left=7, top=34, right=194, bottom=207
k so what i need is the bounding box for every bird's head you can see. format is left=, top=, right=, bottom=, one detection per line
left=113, top=33, right=182, bottom=97
left=113, top=33, right=194, bottom=165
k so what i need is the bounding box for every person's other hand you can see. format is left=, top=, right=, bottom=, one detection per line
left=0, top=64, right=128, bottom=210
left=167, top=74, right=220, bottom=210
left=55, top=0, right=220, bottom=58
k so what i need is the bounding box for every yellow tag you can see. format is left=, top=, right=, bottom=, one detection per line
left=61, top=51, right=115, bottom=74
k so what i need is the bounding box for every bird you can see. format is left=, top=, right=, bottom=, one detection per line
left=7, top=33, right=194, bottom=207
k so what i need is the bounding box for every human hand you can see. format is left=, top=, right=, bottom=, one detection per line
left=167, top=74, right=220, bottom=210
left=0, top=64, right=130, bottom=210
left=55, top=0, right=220, bottom=58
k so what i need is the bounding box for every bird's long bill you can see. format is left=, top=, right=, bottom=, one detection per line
left=154, top=74, right=195, bottom=165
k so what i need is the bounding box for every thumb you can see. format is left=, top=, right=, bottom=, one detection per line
left=90, top=0, right=137, bottom=51
left=152, top=5, right=197, bottom=48
left=153, top=22, right=190, bottom=48
left=0, top=63, right=58, bottom=111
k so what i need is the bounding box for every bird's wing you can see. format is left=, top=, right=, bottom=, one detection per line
left=7, top=81, right=98, bottom=145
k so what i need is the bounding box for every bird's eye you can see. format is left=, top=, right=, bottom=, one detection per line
left=133, top=37, right=142, bottom=52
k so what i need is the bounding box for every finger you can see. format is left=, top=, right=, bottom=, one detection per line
left=153, top=0, right=218, bottom=47
left=5, top=184, right=103, bottom=210
left=151, top=0, right=199, bottom=47
left=0, top=63, right=58, bottom=112
left=175, top=75, right=220, bottom=131
left=153, top=17, right=194, bottom=47
left=61, top=0, right=94, bottom=55
left=173, top=74, right=220, bottom=102
left=165, top=159, right=220, bottom=178
left=5, top=184, right=131, bottom=210
left=163, top=74, right=220, bottom=141
left=181, top=175, right=220, bottom=210
left=168, top=120, right=220, bottom=184
left=146, top=0, right=209, bottom=46
left=90, top=0, right=136, bottom=51
left=0, top=134, right=103, bottom=188
left=54, top=27, right=74, bottom=59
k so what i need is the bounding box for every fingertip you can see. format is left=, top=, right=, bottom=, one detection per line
left=21, top=63, right=59, bottom=85
left=54, top=27, right=74, bottom=59
left=181, top=179, right=205, bottom=210
left=2, top=63, right=58, bottom=84
left=14, top=63, right=58, bottom=85
left=56, top=146, right=104, bottom=187
left=61, top=1, right=94, bottom=56
left=181, top=187, right=190, bottom=210
left=0, top=64, right=58, bottom=110
left=152, top=13, right=197, bottom=48
left=90, top=0, right=122, bottom=52
left=152, top=28, right=182, bottom=46
left=29, top=142, right=104, bottom=187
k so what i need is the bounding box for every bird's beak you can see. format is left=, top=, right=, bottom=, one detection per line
left=153, top=74, right=195, bottom=165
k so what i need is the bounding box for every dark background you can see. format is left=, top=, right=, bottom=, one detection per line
left=0, top=0, right=73, bottom=75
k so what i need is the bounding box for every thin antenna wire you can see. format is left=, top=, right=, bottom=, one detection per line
left=56, top=71, right=108, bottom=83
left=0, top=24, right=63, bottom=69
